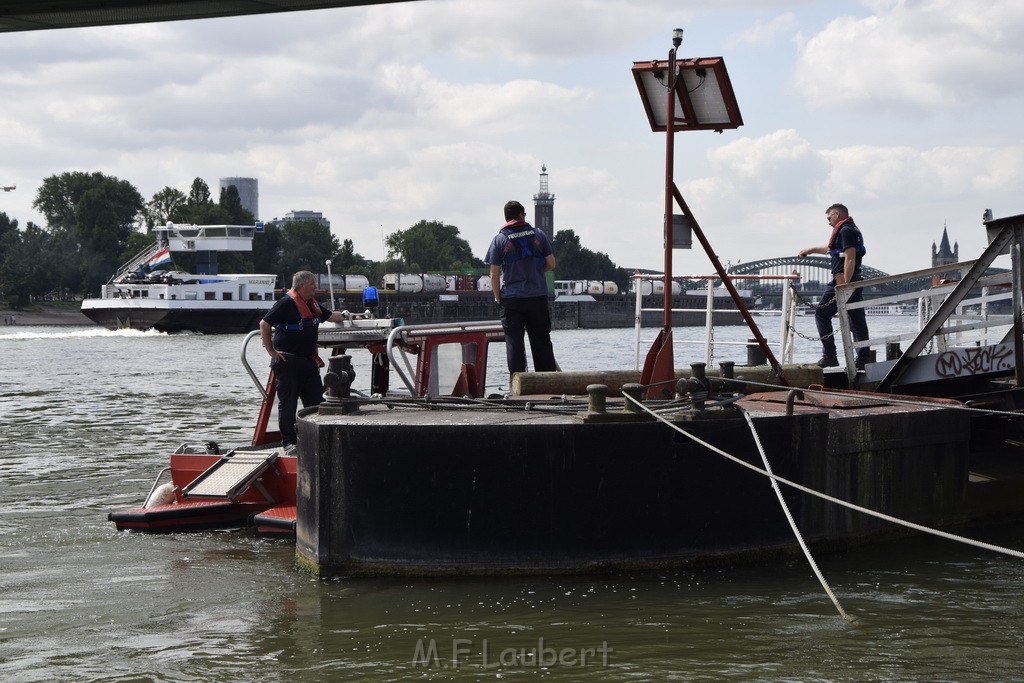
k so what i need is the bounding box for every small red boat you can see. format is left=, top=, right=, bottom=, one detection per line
left=109, top=315, right=504, bottom=536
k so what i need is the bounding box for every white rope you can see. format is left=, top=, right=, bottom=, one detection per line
left=742, top=410, right=856, bottom=624
left=621, top=392, right=1024, bottom=561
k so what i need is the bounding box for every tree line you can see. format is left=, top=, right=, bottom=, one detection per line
left=0, top=170, right=628, bottom=308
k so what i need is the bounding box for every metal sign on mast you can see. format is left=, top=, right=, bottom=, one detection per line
left=632, top=30, right=781, bottom=397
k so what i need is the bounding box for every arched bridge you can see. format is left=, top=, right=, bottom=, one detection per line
left=728, top=256, right=889, bottom=290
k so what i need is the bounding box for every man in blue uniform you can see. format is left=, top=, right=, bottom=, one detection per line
left=259, top=270, right=346, bottom=448
left=485, top=200, right=558, bottom=375
left=798, top=203, right=870, bottom=369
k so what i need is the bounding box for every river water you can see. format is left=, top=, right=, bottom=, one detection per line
left=2, top=318, right=1023, bottom=682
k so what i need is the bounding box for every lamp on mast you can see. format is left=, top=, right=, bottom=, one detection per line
left=325, top=259, right=336, bottom=310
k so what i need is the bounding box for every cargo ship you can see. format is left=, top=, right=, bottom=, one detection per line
left=80, top=223, right=277, bottom=334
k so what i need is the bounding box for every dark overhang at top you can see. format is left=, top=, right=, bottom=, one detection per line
left=0, top=0, right=422, bottom=33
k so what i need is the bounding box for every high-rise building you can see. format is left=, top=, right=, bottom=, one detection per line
left=532, top=165, right=555, bottom=240
left=219, top=177, right=259, bottom=220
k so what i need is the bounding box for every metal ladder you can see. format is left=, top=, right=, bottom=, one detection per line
left=181, top=448, right=281, bottom=502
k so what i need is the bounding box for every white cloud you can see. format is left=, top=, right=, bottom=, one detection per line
left=728, top=12, right=798, bottom=48
left=793, top=0, right=1024, bottom=111
left=819, top=144, right=1024, bottom=201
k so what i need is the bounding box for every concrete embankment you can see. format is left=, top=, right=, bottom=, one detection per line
left=0, top=305, right=91, bottom=326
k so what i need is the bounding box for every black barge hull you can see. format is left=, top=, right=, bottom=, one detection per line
left=294, top=393, right=988, bottom=576
left=80, top=304, right=269, bottom=334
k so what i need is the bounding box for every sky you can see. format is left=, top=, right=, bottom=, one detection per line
left=2, top=0, right=1023, bottom=277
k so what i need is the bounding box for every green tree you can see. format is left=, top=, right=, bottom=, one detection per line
left=33, top=171, right=145, bottom=296
left=338, top=238, right=366, bottom=269
left=145, top=186, right=187, bottom=229
left=186, top=177, right=212, bottom=206
left=0, top=211, right=16, bottom=263
left=219, top=185, right=253, bottom=224
left=252, top=222, right=284, bottom=278
left=277, top=220, right=341, bottom=285
left=171, top=177, right=229, bottom=226
left=552, top=229, right=627, bottom=288
left=0, top=217, right=52, bottom=307
left=0, top=211, right=22, bottom=305
left=386, top=220, right=482, bottom=272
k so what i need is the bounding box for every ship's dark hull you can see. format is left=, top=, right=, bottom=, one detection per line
left=80, top=302, right=270, bottom=334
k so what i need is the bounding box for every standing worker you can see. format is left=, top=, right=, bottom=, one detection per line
left=260, top=270, right=346, bottom=449
left=485, top=200, right=558, bottom=375
left=798, top=203, right=870, bottom=369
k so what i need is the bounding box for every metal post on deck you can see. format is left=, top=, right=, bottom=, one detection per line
left=325, top=259, right=336, bottom=310
left=1011, top=226, right=1024, bottom=387
left=633, top=275, right=643, bottom=371
left=703, top=280, right=715, bottom=364
left=779, top=283, right=794, bottom=363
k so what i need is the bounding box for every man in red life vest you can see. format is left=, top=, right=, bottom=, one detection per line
left=798, top=203, right=870, bottom=369
left=259, top=270, right=347, bottom=448
left=485, top=200, right=558, bottom=375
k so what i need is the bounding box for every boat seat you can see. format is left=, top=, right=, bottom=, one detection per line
left=182, top=448, right=281, bottom=502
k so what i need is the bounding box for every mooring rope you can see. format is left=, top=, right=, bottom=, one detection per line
left=741, top=409, right=856, bottom=624
left=620, top=391, right=1024, bottom=563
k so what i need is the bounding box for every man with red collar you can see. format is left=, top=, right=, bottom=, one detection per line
left=259, top=270, right=346, bottom=449
left=485, top=200, right=558, bottom=375
left=798, top=203, right=870, bottom=369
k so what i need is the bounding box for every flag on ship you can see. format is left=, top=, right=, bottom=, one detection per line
left=148, top=248, right=172, bottom=269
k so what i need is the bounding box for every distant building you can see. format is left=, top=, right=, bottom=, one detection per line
left=272, top=210, right=331, bottom=230
left=532, top=165, right=555, bottom=241
left=932, top=224, right=959, bottom=281
left=219, top=177, right=259, bottom=219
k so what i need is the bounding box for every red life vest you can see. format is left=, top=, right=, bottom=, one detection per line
left=286, top=288, right=323, bottom=322
left=282, top=289, right=325, bottom=367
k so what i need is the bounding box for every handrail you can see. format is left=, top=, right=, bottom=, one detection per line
left=833, top=223, right=1020, bottom=388
left=110, top=240, right=161, bottom=283
left=631, top=273, right=799, bottom=370
left=386, top=320, right=504, bottom=394
left=240, top=330, right=268, bottom=399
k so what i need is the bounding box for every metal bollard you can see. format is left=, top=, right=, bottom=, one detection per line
left=746, top=338, right=767, bottom=366
left=688, top=362, right=708, bottom=411
left=324, top=354, right=355, bottom=414
left=719, top=360, right=735, bottom=380
left=586, top=384, right=608, bottom=415
left=621, top=383, right=644, bottom=413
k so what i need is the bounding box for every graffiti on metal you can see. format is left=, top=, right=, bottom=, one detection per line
left=935, top=344, right=1015, bottom=377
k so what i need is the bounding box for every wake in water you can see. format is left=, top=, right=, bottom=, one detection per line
left=0, top=327, right=173, bottom=341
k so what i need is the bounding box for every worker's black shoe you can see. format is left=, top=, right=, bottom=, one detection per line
left=816, top=356, right=839, bottom=368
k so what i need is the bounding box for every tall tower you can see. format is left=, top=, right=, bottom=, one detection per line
left=532, top=165, right=555, bottom=240
left=931, top=223, right=959, bottom=282
left=219, top=177, right=259, bottom=220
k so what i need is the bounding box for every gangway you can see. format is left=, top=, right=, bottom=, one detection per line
left=181, top=448, right=282, bottom=502
left=832, top=212, right=1024, bottom=393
